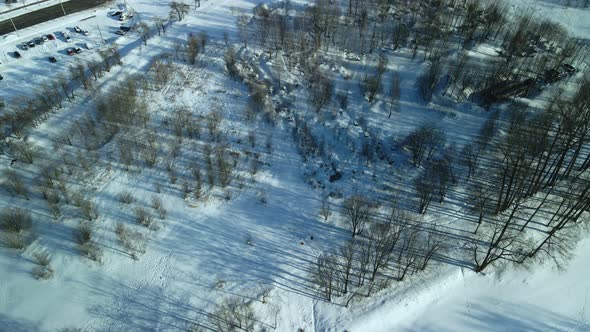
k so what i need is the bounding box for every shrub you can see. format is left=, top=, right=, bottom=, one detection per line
left=32, top=265, right=54, bottom=280
left=74, top=223, right=92, bottom=245
left=78, top=242, right=102, bottom=262
left=77, top=197, right=97, bottom=221
left=4, top=169, right=28, bottom=199
left=115, top=222, right=146, bottom=257
left=33, top=251, right=51, bottom=266
left=1, top=208, right=32, bottom=233
left=118, top=191, right=135, bottom=204
left=12, top=140, right=36, bottom=163
left=75, top=222, right=101, bottom=261
left=3, top=233, right=28, bottom=249
left=135, top=208, right=153, bottom=228
left=151, top=196, right=167, bottom=219
left=32, top=251, right=54, bottom=280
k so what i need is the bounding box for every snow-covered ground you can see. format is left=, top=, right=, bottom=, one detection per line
left=0, top=0, right=589, bottom=331
left=505, top=0, right=590, bottom=38
left=347, top=238, right=590, bottom=332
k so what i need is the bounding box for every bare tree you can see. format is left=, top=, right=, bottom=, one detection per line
left=343, top=195, right=372, bottom=237
left=396, top=225, right=419, bottom=280
left=209, top=297, right=257, bottom=332
left=137, top=22, right=151, bottom=46
left=469, top=183, right=493, bottom=234
left=339, top=240, right=356, bottom=294
left=314, top=253, right=339, bottom=302
left=360, top=73, right=382, bottom=103
left=319, top=195, right=331, bottom=220
left=170, top=1, right=190, bottom=21
left=404, top=124, right=446, bottom=167
left=418, top=223, right=445, bottom=271
left=415, top=170, right=434, bottom=214
left=187, top=34, right=200, bottom=65
left=461, top=143, right=478, bottom=179
left=417, top=57, right=442, bottom=101
left=58, top=74, right=75, bottom=102
left=87, top=61, right=103, bottom=80
left=237, top=15, right=250, bottom=49
left=224, top=46, right=238, bottom=79
left=154, top=16, right=166, bottom=35
left=389, top=71, right=401, bottom=118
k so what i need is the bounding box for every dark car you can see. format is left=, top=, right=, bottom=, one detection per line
left=111, top=10, right=123, bottom=16
left=47, top=33, right=55, bottom=40
left=66, top=48, right=75, bottom=55
left=49, top=56, right=58, bottom=63
left=120, top=26, right=131, bottom=31
left=14, top=51, right=21, bottom=58
left=34, top=38, right=43, bottom=45
left=74, top=47, right=82, bottom=54
left=562, top=64, right=576, bottom=74
left=0, top=74, right=3, bottom=80
left=28, top=41, right=36, bottom=48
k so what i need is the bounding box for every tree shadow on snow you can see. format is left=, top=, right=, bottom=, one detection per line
left=0, top=313, right=40, bottom=332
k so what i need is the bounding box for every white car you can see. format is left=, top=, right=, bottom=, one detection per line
left=83, top=42, right=93, bottom=50
left=62, top=31, right=71, bottom=42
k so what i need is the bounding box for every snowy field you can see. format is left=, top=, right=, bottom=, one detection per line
left=1, top=0, right=590, bottom=331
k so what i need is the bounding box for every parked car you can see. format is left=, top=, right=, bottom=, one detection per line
left=28, top=41, right=36, bottom=48
left=49, top=56, right=58, bottom=63
left=34, top=38, right=43, bottom=45
left=83, top=42, right=93, bottom=50
left=74, top=26, right=82, bottom=33
left=0, top=74, right=3, bottom=81
left=14, top=51, right=21, bottom=58
left=20, top=42, right=28, bottom=50
left=562, top=64, right=576, bottom=75
left=115, top=30, right=127, bottom=35
left=47, top=33, right=55, bottom=40
left=119, top=13, right=128, bottom=21
left=111, top=10, right=123, bottom=16
left=66, top=48, right=75, bottom=56
left=83, top=30, right=90, bottom=36
left=74, top=47, right=82, bottom=54
left=120, top=25, right=131, bottom=31
left=42, top=35, right=48, bottom=42
left=62, top=31, right=71, bottom=41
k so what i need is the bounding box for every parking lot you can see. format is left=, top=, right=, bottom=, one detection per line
left=0, top=3, right=136, bottom=101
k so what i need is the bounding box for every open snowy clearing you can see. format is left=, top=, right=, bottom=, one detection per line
left=0, top=0, right=590, bottom=331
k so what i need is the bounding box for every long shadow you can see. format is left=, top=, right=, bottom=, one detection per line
left=0, top=313, right=40, bottom=332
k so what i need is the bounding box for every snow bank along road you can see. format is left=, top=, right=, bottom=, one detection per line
left=0, top=0, right=107, bottom=35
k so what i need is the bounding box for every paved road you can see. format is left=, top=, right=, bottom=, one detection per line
left=0, top=0, right=108, bottom=36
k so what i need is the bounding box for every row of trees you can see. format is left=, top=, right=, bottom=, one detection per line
left=314, top=196, right=446, bottom=303
left=402, top=76, right=590, bottom=272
